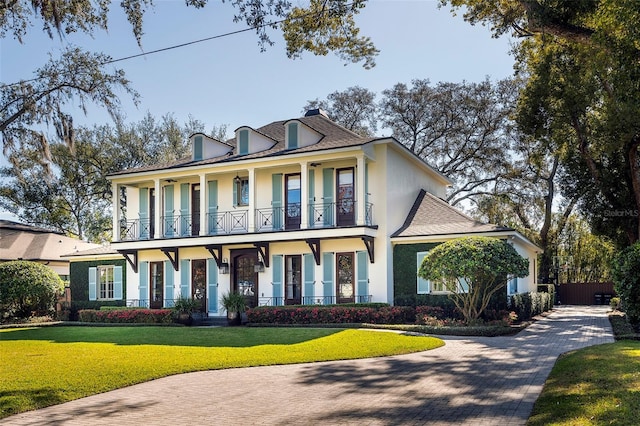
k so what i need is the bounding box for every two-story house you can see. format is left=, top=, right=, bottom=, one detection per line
left=70, top=109, right=539, bottom=314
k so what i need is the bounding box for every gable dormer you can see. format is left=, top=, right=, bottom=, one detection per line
left=191, top=133, right=233, bottom=161
left=234, top=126, right=275, bottom=156
left=284, top=119, right=323, bottom=150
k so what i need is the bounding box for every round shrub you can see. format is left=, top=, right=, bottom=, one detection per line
left=0, top=260, right=65, bottom=319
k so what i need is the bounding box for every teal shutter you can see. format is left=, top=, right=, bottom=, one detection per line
left=207, top=258, right=219, bottom=312
left=272, top=254, right=283, bottom=306
left=180, top=259, right=190, bottom=298
left=208, top=180, right=218, bottom=234
left=356, top=251, right=368, bottom=301
left=303, top=253, right=315, bottom=301
left=164, top=185, right=174, bottom=237
left=180, top=183, right=189, bottom=236
left=139, top=188, right=149, bottom=239
left=459, top=277, right=470, bottom=293
left=239, top=129, right=249, bottom=155
left=88, top=267, right=97, bottom=301
left=308, top=169, right=315, bottom=228
left=194, top=135, right=203, bottom=160
left=139, top=261, right=149, bottom=307
left=165, top=260, right=174, bottom=307
left=322, top=168, right=334, bottom=226
left=417, top=252, right=429, bottom=294
left=272, top=174, right=283, bottom=230
left=114, top=266, right=123, bottom=300
left=288, top=122, right=298, bottom=149
left=322, top=252, right=334, bottom=303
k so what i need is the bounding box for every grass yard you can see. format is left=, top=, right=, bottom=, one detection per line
left=0, top=326, right=443, bottom=419
left=527, top=340, right=640, bottom=425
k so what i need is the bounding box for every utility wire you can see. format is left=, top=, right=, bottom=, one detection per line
left=1, top=2, right=357, bottom=88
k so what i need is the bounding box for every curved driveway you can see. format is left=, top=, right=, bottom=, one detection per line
left=4, top=305, right=613, bottom=426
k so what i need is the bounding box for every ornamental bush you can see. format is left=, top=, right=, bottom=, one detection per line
left=0, top=260, right=65, bottom=320
left=612, top=243, right=640, bottom=324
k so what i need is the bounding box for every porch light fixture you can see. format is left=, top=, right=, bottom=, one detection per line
left=254, top=260, right=265, bottom=273
left=234, top=174, right=242, bottom=185
left=220, top=258, right=230, bottom=274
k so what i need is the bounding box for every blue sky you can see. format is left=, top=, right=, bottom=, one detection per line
left=0, top=0, right=516, bottom=221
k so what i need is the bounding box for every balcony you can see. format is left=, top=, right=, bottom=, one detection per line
left=119, top=201, right=374, bottom=241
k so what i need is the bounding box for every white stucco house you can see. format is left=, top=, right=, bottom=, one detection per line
left=69, top=110, right=540, bottom=314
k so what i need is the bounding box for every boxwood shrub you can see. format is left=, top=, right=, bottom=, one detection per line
left=509, top=292, right=553, bottom=320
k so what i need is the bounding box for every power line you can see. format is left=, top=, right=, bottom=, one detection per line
left=1, top=2, right=358, bottom=88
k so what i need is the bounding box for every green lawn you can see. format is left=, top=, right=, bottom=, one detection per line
left=528, top=340, right=640, bottom=425
left=0, top=326, right=443, bottom=419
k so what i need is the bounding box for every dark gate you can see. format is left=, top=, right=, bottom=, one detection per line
left=557, top=282, right=615, bottom=305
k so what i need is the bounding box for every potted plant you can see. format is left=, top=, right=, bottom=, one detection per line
left=172, top=296, right=201, bottom=326
left=221, top=291, right=247, bottom=326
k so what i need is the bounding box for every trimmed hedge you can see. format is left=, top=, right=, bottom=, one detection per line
left=78, top=309, right=173, bottom=324
left=247, top=305, right=415, bottom=325
left=509, top=292, right=553, bottom=320
left=69, top=300, right=126, bottom=321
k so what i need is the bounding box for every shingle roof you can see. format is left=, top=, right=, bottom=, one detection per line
left=61, top=245, right=120, bottom=258
left=0, top=221, right=101, bottom=262
left=392, top=190, right=511, bottom=238
left=109, top=114, right=377, bottom=176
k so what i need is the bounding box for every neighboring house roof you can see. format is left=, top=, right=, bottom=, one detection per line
left=61, top=245, right=120, bottom=258
left=0, top=220, right=101, bottom=263
left=392, top=190, right=512, bottom=238
left=107, top=113, right=450, bottom=186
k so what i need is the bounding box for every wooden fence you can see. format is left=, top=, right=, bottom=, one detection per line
left=557, top=282, right=615, bottom=305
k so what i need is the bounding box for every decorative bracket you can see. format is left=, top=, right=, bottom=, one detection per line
left=254, top=242, right=270, bottom=267
left=362, top=236, right=374, bottom=263
left=306, top=239, right=321, bottom=265
left=118, top=250, right=138, bottom=273
left=161, top=247, right=179, bottom=271
left=205, top=244, right=223, bottom=268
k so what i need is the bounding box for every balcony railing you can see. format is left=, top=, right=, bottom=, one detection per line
left=119, top=202, right=374, bottom=241
left=207, top=210, right=249, bottom=235
left=257, top=295, right=372, bottom=307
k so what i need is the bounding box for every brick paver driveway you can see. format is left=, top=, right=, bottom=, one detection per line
left=4, top=305, right=613, bottom=426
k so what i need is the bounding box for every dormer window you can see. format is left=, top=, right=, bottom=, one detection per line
left=193, top=135, right=203, bottom=161
left=238, top=129, right=249, bottom=155
left=287, top=122, right=299, bottom=149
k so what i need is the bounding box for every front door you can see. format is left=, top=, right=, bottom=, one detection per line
left=336, top=168, right=355, bottom=226
left=232, top=250, right=258, bottom=308
left=336, top=252, right=355, bottom=304
left=191, top=259, right=206, bottom=312
left=285, top=255, right=302, bottom=305
left=192, top=184, right=200, bottom=236
left=149, top=261, right=164, bottom=309
left=285, top=173, right=301, bottom=229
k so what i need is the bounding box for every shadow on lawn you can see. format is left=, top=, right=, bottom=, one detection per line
left=0, top=326, right=343, bottom=347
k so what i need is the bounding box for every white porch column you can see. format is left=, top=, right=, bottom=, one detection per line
left=153, top=179, right=161, bottom=239
left=248, top=168, right=256, bottom=232
left=112, top=182, right=120, bottom=241
left=300, top=162, right=308, bottom=229
left=356, top=155, right=366, bottom=226
left=199, top=173, right=207, bottom=236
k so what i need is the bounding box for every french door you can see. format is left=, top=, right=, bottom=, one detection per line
left=149, top=261, right=164, bottom=309
left=285, top=173, right=301, bottom=229
left=232, top=250, right=258, bottom=308
left=336, top=252, right=355, bottom=304
left=191, top=259, right=207, bottom=312
left=285, top=255, right=302, bottom=305
left=336, top=168, right=355, bottom=226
